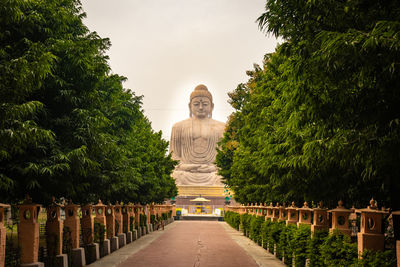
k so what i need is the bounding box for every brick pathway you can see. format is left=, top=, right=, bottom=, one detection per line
left=91, top=220, right=285, bottom=267
left=117, top=221, right=280, bottom=267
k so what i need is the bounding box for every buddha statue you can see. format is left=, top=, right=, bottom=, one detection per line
left=170, top=84, right=225, bottom=186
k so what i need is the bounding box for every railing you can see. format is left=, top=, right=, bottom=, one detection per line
left=225, top=199, right=399, bottom=266
left=0, top=198, right=176, bottom=267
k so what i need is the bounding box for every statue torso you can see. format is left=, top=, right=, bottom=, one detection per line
left=170, top=118, right=225, bottom=186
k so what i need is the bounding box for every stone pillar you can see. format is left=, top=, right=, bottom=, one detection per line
left=272, top=203, right=280, bottom=222
left=172, top=204, right=176, bottom=217
left=122, top=205, right=133, bottom=243
left=114, top=202, right=123, bottom=235
left=105, top=204, right=118, bottom=252
left=80, top=204, right=94, bottom=245
left=114, top=202, right=126, bottom=247
left=94, top=200, right=106, bottom=238
left=266, top=203, right=274, bottom=221
left=105, top=205, right=115, bottom=239
left=81, top=204, right=99, bottom=265
left=64, top=200, right=85, bottom=267
left=328, top=200, right=352, bottom=236
left=286, top=202, right=299, bottom=226
left=0, top=203, right=10, bottom=267
left=311, top=202, right=328, bottom=234
left=94, top=200, right=109, bottom=258
left=278, top=203, right=287, bottom=222
left=122, top=205, right=130, bottom=234
left=297, top=202, right=312, bottom=227
left=18, top=196, right=43, bottom=267
left=46, top=198, right=68, bottom=266
left=356, top=199, right=388, bottom=257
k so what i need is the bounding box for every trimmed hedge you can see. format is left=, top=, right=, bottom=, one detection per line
left=225, top=211, right=241, bottom=230
left=225, top=212, right=396, bottom=267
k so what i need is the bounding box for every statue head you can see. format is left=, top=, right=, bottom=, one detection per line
left=189, top=84, right=214, bottom=119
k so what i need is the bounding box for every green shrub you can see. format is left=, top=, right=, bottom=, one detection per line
left=249, top=215, right=264, bottom=245
left=240, top=213, right=252, bottom=236
left=320, top=230, right=357, bottom=266
left=307, top=229, right=329, bottom=267
left=292, top=224, right=311, bottom=267
left=358, top=249, right=396, bottom=267
left=150, top=214, right=156, bottom=225
left=279, top=223, right=297, bottom=265
left=261, top=219, right=272, bottom=249
left=224, top=211, right=241, bottom=229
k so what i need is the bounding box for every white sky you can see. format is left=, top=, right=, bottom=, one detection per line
left=81, top=0, right=278, bottom=141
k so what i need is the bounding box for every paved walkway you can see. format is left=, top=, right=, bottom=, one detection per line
left=90, top=221, right=285, bottom=267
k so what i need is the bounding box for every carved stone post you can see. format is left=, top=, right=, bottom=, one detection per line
left=80, top=204, right=94, bottom=245
left=286, top=202, right=298, bottom=226
left=297, top=202, right=312, bottom=227
left=46, top=198, right=68, bottom=266
left=80, top=204, right=99, bottom=264
left=311, top=202, right=328, bottom=234
left=64, top=200, right=85, bottom=267
left=122, top=205, right=133, bottom=243
left=266, top=203, right=274, bottom=221
left=278, top=203, right=288, bottom=222
left=18, top=196, right=43, bottom=267
left=0, top=203, right=10, bottom=267
left=105, top=204, right=118, bottom=252
left=94, top=200, right=109, bottom=257
left=328, top=200, right=352, bottom=236
left=134, top=204, right=141, bottom=237
left=272, top=203, right=280, bottom=222
left=114, top=202, right=126, bottom=247
left=356, top=199, right=388, bottom=257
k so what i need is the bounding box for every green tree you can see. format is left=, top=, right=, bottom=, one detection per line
left=218, top=0, right=400, bottom=209
left=0, top=0, right=177, bottom=204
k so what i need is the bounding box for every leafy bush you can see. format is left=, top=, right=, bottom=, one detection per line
left=228, top=212, right=395, bottom=267
left=307, top=229, right=329, bottom=267
left=320, top=230, right=357, bottom=266
left=358, top=249, right=396, bottom=267
left=240, top=213, right=252, bottom=236
left=260, top=219, right=272, bottom=249
left=224, top=211, right=241, bottom=230
left=249, top=215, right=264, bottom=245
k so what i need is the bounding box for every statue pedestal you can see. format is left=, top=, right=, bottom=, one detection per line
left=177, top=185, right=225, bottom=197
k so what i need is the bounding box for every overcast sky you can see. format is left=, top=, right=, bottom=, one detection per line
left=81, top=0, right=279, bottom=141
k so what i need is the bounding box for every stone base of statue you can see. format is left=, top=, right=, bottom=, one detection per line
left=177, top=185, right=225, bottom=197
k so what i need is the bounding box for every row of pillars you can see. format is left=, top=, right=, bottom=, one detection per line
left=0, top=197, right=176, bottom=267
left=226, top=199, right=400, bottom=260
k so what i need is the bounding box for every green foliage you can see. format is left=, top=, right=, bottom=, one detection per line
left=319, top=231, right=357, bottom=266
left=139, top=213, right=147, bottom=227
left=307, top=229, right=329, bottom=267
left=129, top=216, right=135, bottom=232
left=217, top=0, right=400, bottom=209
left=224, top=211, right=241, bottom=230
left=359, top=249, right=396, bottom=267
left=150, top=214, right=156, bottom=225
left=240, top=213, right=252, bottom=236
left=93, top=222, right=105, bottom=247
left=249, top=215, right=264, bottom=245
left=0, top=0, right=177, bottom=204
left=228, top=212, right=395, bottom=267
left=260, top=219, right=272, bottom=249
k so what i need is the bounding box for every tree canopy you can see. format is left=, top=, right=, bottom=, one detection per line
left=217, top=0, right=400, bottom=209
left=0, top=0, right=177, bottom=204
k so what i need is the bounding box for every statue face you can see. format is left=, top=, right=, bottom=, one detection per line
left=190, top=96, right=213, bottom=119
